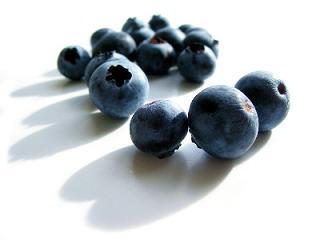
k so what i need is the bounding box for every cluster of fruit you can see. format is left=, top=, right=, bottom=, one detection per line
left=57, top=15, right=290, bottom=160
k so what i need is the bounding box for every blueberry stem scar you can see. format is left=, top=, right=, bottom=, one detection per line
left=188, top=43, right=205, bottom=53
left=64, top=48, right=80, bottom=64
left=243, top=100, right=253, bottom=113
left=105, top=65, right=132, bottom=87
left=150, top=36, right=166, bottom=44
left=278, top=82, right=287, bottom=95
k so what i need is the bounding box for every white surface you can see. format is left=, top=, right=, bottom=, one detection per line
left=1, top=0, right=320, bottom=239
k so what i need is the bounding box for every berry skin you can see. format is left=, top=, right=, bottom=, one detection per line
left=130, top=100, right=188, bottom=158
left=92, top=31, right=136, bottom=59
left=83, top=52, right=127, bottom=86
left=183, top=30, right=219, bottom=57
left=188, top=85, right=259, bottom=159
left=130, top=27, right=154, bottom=46
left=149, top=15, right=170, bottom=31
left=90, top=28, right=113, bottom=47
left=155, top=27, right=185, bottom=53
left=235, top=71, right=290, bottom=132
left=184, top=27, right=208, bottom=34
left=57, top=46, right=91, bottom=81
left=177, top=43, right=216, bottom=83
left=89, top=59, right=149, bottom=119
left=122, top=17, right=146, bottom=34
left=136, top=36, right=176, bottom=75
left=178, top=24, right=194, bottom=34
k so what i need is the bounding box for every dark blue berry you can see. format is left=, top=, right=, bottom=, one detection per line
left=83, top=52, right=127, bottom=86
left=177, top=43, right=216, bottom=83
left=57, top=46, right=90, bottom=81
left=188, top=85, right=259, bottom=159
left=235, top=71, right=290, bottom=132
left=184, top=30, right=219, bottom=56
left=149, top=15, right=170, bottom=31
left=90, top=28, right=113, bottom=47
left=136, top=36, right=176, bottom=75
left=92, top=31, right=136, bottom=59
left=130, top=100, right=188, bottom=158
left=122, top=17, right=146, bottom=34
left=155, top=27, right=185, bottom=53
left=89, top=59, right=149, bottom=118
left=130, top=27, right=154, bottom=46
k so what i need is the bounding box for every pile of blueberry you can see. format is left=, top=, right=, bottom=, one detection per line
left=57, top=15, right=290, bottom=160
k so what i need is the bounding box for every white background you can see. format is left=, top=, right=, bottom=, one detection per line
left=0, top=0, right=319, bottom=239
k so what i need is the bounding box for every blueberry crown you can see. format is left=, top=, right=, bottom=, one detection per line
left=105, top=65, right=132, bottom=87
left=64, top=48, right=80, bottom=64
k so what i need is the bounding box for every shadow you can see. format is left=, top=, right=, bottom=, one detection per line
left=147, top=69, right=201, bottom=100
left=42, top=69, right=60, bottom=78
left=232, top=131, right=272, bottom=165
left=11, top=78, right=87, bottom=97
left=23, top=95, right=96, bottom=126
left=60, top=143, right=233, bottom=230
left=9, top=112, right=127, bottom=161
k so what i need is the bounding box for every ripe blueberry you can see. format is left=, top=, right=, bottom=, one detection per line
left=92, top=31, right=136, bottom=59
left=136, top=36, right=176, bottom=75
left=188, top=85, right=259, bottom=159
left=130, top=100, right=188, bottom=158
left=57, top=46, right=90, bottom=81
left=149, top=15, right=170, bottom=31
left=235, top=71, right=290, bottom=132
left=122, top=17, right=146, bottom=34
left=177, top=43, right=216, bottom=83
left=89, top=59, right=149, bottom=118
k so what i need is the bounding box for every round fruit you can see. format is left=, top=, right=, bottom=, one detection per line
left=136, top=36, right=176, bottom=75
left=149, top=15, right=170, bottom=31
left=188, top=85, right=259, bottom=159
left=130, top=100, right=188, bottom=158
left=57, top=45, right=90, bottom=81
left=89, top=59, right=149, bottom=118
left=92, top=31, right=136, bottom=59
left=235, top=71, right=290, bottom=132
left=177, top=43, right=216, bottom=83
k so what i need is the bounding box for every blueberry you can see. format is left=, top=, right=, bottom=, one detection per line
left=122, top=17, right=146, bottom=34
left=89, top=59, right=149, bottom=118
left=90, top=28, right=113, bottom=47
left=57, top=46, right=91, bottom=81
left=84, top=52, right=127, bottom=86
left=155, top=27, right=185, bottom=53
left=177, top=43, right=216, bottom=83
left=130, top=27, right=154, bottom=46
left=136, top=36, right=176, bottom=75
left=178, top=24, right=194, bottom=34
left=130, top=100, right=188, bottom=158
left=183, top=30, right=219, bottom=56
left=149, top=15, right=170, bottom=31
left=235, top=71, right=290, bottom=132
left=92, top=31, right=136, bottom=59
left=188, top=85, right=259, bottom=159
